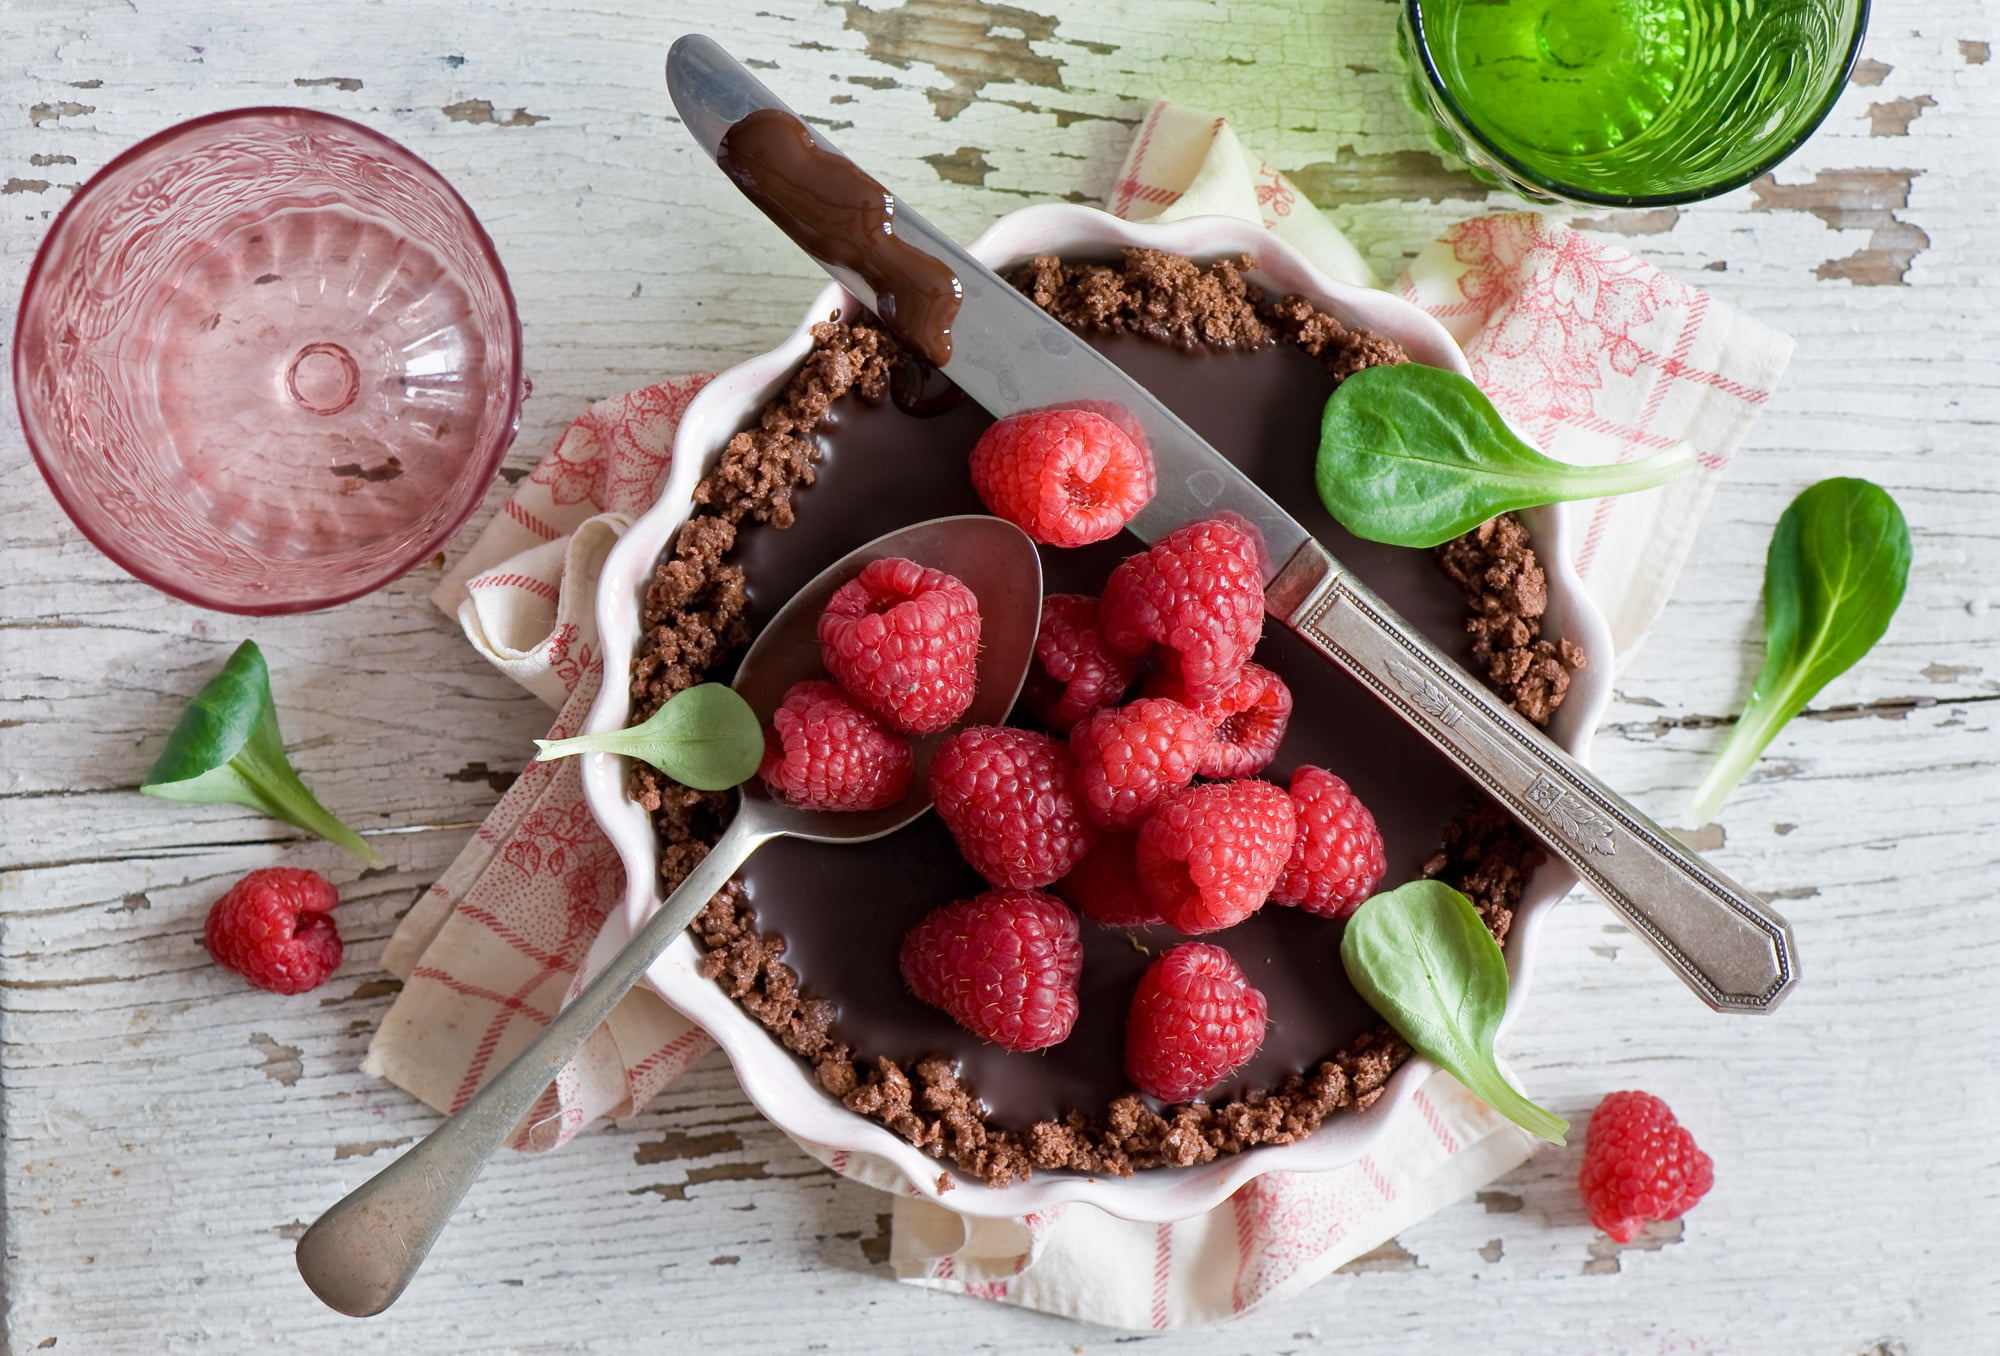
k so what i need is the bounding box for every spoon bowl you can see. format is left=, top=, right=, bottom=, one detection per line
left=296, top=514, right=1042, bottom=1317
left=734, top=513, right=1043, bottom=845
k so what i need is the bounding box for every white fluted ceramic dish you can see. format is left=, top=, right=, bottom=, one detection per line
left=581, top=204, right=1614, bottom=1223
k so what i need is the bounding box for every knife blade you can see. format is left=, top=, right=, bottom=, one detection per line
left=666, top=34, right=1798, bottom=1014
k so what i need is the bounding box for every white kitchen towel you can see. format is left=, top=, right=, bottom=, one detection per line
left=884, top=1074, right=1534, bottom=1324
left=365, top=99, right=1793, bottom=1328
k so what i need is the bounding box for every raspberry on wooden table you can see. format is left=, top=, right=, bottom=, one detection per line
left=1052, top=830, right=1161, bottom=928
left=1146, top=661, right=1293, bottom=780
left=203, top=867, right=343, bottom=995
left=1068, top=696, right=1209, bottom=830
left=759, top=680, right=912, bottom=811
left=966, top=406, right=1155, bottom=547
left=1022, top=593, right=1139, bottom=735
left=929, top=726, right=1097, bottom=889
left=1579, top=1091, right=1715, bottom=1243
left=1124, top=942, right=1268, bottom=1103
left=899, top=888, right=1083, bottom=1051
left=1100, top=516, right=1266, bottom=703
left=1269, top=765, right=1387, bottom=918
left=817, top=556, right=981, bottom=734
left=1135, top=779, right=1298, bottom=934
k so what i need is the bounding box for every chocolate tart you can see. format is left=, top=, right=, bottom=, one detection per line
left=579, top=205, right=1612, bottom=1221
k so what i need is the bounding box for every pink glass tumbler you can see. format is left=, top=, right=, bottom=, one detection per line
left=13, top=107, right=524, bottom=614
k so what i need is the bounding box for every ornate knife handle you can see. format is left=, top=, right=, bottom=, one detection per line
left=1273, top=544, right=1798, bottom=1013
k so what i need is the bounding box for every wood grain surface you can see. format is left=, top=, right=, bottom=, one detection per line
left=3, top=2, right=1995, bottom=1352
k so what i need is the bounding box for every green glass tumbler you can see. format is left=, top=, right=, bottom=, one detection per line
left=1401, top=0, right=1869, bottom=207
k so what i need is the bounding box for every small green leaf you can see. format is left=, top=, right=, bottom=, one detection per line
left=535, top=682, right=764, bottom=791
left=142, top=640, right=382, bottom=865
left=1341, top=879, right=1567, bottom=1145
left=1688, top=478, right=1911, bottom=822
left=1316, top=363, right=1695, bottom=548
left=142, top=639, right=270, bottom=786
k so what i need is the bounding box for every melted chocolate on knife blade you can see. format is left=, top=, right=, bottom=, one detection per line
left=717, top=107, right=962, bottom=368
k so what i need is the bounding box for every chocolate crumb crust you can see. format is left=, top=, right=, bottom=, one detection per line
left=628, top=248, right=1573, bottom=1186
left=1436, top=515, right=1589, bottom=727
left=626, top=321, right=900, bottom=831
left=1011, top=249, right=1409, bottom=381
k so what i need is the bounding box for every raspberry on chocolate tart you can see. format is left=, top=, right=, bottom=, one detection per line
left=1023, top=592, right=1138, bottom=735
left=629, top=248, right=1584, bottom=1186
left=758, top=680, right=912, bottom=812
left=1272, top=765, right=1389, bottom=919
left=1147, top=660, right=1293, bottom=780
left=1101, top=516, right=1266, bottom=703
left=929, top=726, right=1097, bottom=890
left=1068, top=696, right=1209, bottom=831
left=1136, top=779, right=1297, bottom=935
left=817, top=556, right=981, bottom=735
left=901, top=889, right=1084, bottom=1053
left=1053, top=830, right=1160, bottom=929
left=1126, top=943, right=1269, bottom=1103
left=968, top=406, right=1155, bottom=548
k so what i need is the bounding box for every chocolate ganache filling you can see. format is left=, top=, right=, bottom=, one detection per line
left=629, top=250, right=1577, bottom=1184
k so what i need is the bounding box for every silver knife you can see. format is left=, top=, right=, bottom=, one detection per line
left=665, top=34, right=1797, bottom=1013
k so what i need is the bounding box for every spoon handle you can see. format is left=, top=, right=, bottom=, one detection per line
left=296, top=811, right=774, bottom=1317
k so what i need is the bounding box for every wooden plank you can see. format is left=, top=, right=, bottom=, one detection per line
left=2, top=0, right=1996, bottom=1351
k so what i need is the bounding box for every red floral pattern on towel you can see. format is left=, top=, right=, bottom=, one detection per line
left=1437, top=214, right=1691, bottom=425
left=528, top=375, right=711, bottom=515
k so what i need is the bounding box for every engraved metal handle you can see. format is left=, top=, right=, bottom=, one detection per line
left=1273, top=542, right=1798, bottom=1013
left=296, top=813, right=777, bottom=1316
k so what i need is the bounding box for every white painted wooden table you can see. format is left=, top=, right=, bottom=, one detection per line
left=4, top=3, right=1995, bottom=1352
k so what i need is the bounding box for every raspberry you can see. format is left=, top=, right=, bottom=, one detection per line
left=1124, top=942, right=1267, bottom=1103
left=759, top=680, right=912, bottom=811
left=1101, top=517, right=1265, bottom=703
left=1269, top=765, right=1387, bottom=918
left=1135, top=780, right=1298, bottom=934
left=817, top=557, right=981, bottom=734
left=1579, top=1091, right=1715, bottom=1243
left=1022, top=593, right=1139, bottom=735
left=899, top=889, right=1082, bottom=1051
left=203, top=867, right=343, bottom=994
left=1146, top=662, right=1293, bottom=780
left=1047, top=398, right=1148, bottom=448
left=967, top=406, right=1155, bottom=547
left=1068, top=697, right=1209, bottom=830
left=1053, top=830, right=1161, bottom=928
left=928, top=726, right=1097, bottom=889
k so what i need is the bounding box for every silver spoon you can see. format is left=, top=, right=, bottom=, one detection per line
left=296, top=513, right=1044, bottom=1317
